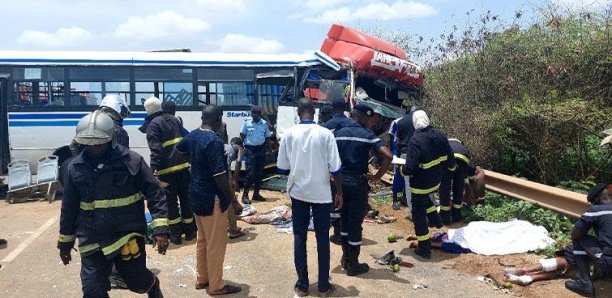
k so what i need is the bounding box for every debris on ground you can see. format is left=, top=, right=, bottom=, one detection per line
left=412, top=284, right=428, bottom=290
left=477, top=274, right=511, bottom=294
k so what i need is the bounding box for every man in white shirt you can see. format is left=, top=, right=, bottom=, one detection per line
left=277, top=98, right=343, bottom=297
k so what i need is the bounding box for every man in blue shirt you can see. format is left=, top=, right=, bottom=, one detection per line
left=240, top=105, right=272, bottom=204
left=335, top=104, right=392, bottom=276
left=176, top=105, right=241, bottom=296
left=323, top=99, right=352, bottom=132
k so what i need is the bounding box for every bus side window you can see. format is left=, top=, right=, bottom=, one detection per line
left=14, top=81, right=65, bottom=106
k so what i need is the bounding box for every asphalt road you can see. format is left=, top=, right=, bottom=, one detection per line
left=0, top=192, right=505, bottom=297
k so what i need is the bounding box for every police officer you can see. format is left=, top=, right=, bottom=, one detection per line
left=58, top=111, right=169, bottom=298
left=439, top=138, right=478, bottom=225
left=335, top=104, right=392, bottom=276
left=323, top=99, right=352, bottom=132
left=400, top=110, right=455, bottom=259
left=565, top=183, right=612, bottom=296
left=69, top=94, right=131, bottom=157
left=392, top=103, right=420, bottom=213
left=240, top=105, right=272, bottom=204
left=140, top=96, right=194, bottom=245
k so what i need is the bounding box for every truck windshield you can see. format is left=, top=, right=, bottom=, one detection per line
left=302, top=69, right=349, bottom=103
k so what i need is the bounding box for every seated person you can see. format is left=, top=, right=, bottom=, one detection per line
left=502, top=183, right=612, bottom=297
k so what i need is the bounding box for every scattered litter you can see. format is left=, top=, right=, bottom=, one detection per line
left=223, top=266, right=233, bottom=270
left=412, top=284, right=428, bottom=290
left=178, top=284, right=186, bottom=288
left=477, top=275, right=511, bottom=294
left=377, top=215, right=396, bottom=224
left=174, top=268, right=184, bottom=273
left=276, top=227, right=293, bottom=234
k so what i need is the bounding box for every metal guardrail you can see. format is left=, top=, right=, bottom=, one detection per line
left=483, top=170, right=590, bottom=218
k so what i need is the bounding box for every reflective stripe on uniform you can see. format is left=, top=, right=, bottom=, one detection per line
left=79, top=243, right=100, bottom=254
left=168, top=217, right=182, bottom=225
left=101, top=232, right=144, bottom=256
left=439, top=205, right=451, bottom=211
left=411, top=183, right=440, bottom=194
left=80, top=193, right=142, bottom=210
left=419, top=155, right=447, bottom=169
left=454, top=153, right=470, bottom=165
left=335, top=136, right=382, bottom=144
left=348, top=240, right=362, bottom=246
left=150, top=218, right=169, bottom=228
left=416, top=234, right=430, bottom=241
left=426, top=206, right=437, bottom=214
left=58, top=234, right=76, bottom=242
left=453, top=203, right=463, bottom=209
left=573, top=250, right=588, bottom=255
left=449, top=164, right=457, bottom=171
left=162, top=137, right=183, bottom=148
left=157, top=162, right=190, bottom=176
left=182, top=217, right=194, bottom=224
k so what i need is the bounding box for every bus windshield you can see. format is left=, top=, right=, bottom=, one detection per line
left=302, top=69, right=349, bottom=103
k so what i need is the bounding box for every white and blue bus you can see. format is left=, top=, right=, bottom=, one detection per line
left=0, top=50, right=341, bottom=172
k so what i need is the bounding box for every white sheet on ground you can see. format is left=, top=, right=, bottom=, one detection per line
left=447, top=219, right=554, bottom=255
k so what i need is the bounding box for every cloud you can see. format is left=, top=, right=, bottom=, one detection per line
left=303, top=0, right=353, bottom=10
left=304, top=0, right=438, bottom=24
left=216, top=34, right=284, bottom=54
left=17, top=26, right=93, bottom=48
left=114, top=10, right=210, bottom=40
left=187, top=0, right=247, bottom=14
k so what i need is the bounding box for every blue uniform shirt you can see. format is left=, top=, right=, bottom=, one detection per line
left=241, top=118, right=271, bottom=146
left=335, top=122, right=384, bottom=174
left=176, top=129, right=230, bottom=216
left=323, top=114, right=353, bottom=132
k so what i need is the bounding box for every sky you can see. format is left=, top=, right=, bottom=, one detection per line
left=0, top=0, right=609, bottom=58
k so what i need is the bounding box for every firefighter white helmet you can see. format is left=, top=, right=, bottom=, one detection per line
left=99, top=94, right=131, bottom=119
left=144, top=96, right=163, bottom=115
left=74, top=110, right=116, bottom=146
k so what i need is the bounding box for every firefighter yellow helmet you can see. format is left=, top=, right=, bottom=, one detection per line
left=74, top=110, right=116, bottom=146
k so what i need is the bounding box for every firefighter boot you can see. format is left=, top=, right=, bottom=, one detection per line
left=565, top=255, right=595, bottom=297
left=451, top=208, right=463, bottom=223
left=346, top=246, right=369, bottom=276
left=414, top=240, right=432, bottom=259
left=169, top=224, right=182, bottom=245
left=392, top=192, right=401, bottom=210
left=148, top=277, right=164, bottom=298
left=241, top=190, right=251, bottom=205
left=440, top=209, right=451, bottom=226
left=340, top=244, right=349, bottom=270
left=427, top=211, right=444, bottom=229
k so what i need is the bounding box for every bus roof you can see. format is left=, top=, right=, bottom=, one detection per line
left=0, top=50, right=341, bottom=69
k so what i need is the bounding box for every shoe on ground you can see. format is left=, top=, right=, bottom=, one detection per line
left=294, top=286, right=309, bottom=297
left=319, top=284, right=335, bottom=298
left=565, top=280, right=595, bottom=297
left=413, top=246, right=431, bottom=259
left=170, top=235, right=182, bottom=245
left=228, top=230, right=246, bottom=239
left=184, top=232, right=196, bottom=241
left=392, top=201, right=401, bottom=210
left=330, top=234, right=342, bottom=245
left=252, top=193, right=266, bottom=201
left=241, top=196, right=251, bottom=205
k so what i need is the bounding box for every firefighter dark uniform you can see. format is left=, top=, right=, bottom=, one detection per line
left=564, top=183, right=612, bottom=296
left=439, top=138, right=477, bottom=225
left=335, top=106, right=386, bottom=276
left=400, top=111, right=455, bottom=259
left=58, top=111, right=169, bottom=298
left=141, top=97, right=194, bottom=244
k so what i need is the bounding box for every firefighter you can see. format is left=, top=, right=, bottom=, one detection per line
left=400, top=110, right=455, bottom=259
left=140, top=96, right=195, bottom=245
left=69, top=94, right=131, bottom=157
left=240, top=105, right=272, bottom=204
left=335, top=104, right=392, bottom=276
left=565, top=183, right=612, bottom=296
left=439, top=138, right=478, bottom=225
left=393, top=104, right=421, bottom=213
left=58, top=111, right=169, bottom=298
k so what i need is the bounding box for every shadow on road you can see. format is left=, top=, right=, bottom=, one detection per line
left=312, top=282, right=360, bottom=297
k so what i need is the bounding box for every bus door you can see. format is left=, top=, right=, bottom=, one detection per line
left=0, top=78, right=9, bottom=172
left=255, top=69, right=295, bottom=141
